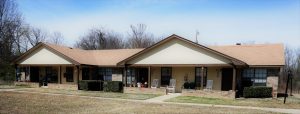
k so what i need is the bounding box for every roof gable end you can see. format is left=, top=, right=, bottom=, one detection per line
left=14, top=43, right=80, bottom=65
left=118, top=34, right=247, bottom=66
left=19, top=47, right=72, bottom=65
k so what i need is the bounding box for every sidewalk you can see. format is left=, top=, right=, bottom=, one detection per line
left=145, top=93, right=181, bottom=103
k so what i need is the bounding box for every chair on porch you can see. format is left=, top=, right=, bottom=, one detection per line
left=151, top=79, right=159, bottom=88
left=205, top=80, right=213, bottom=91
left=167, top=79, right=176, bottom=93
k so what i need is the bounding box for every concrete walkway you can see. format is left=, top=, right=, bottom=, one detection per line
left=145, top=93, right=181, bottom=102
left=1, top=89, right=300, bottom=114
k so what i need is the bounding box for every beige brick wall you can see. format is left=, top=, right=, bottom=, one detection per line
left=207, top=67, right=222, bottom=90
left=267, top=76, right=278, bottom=98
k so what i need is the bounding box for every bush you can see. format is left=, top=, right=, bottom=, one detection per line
left=183, top=82, right=189, bottom=89
left=189, top=82, right=195, bottom=89
left=183, top=82, right=196, bottom=89
left=0, top=63, right=15, bottom=83
left=79, top=80, right=103, bottom=91
left=103, top=81, right=123, bottom=92
left=243, top=86, right=272, bottom=98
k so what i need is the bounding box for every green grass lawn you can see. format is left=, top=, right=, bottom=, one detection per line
left=15, top=88, right=159, bottom=100
left=0, top=91, right=279, bottom=114
left=166, top=95, right=300, bottom=109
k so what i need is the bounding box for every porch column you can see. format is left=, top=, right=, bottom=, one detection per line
left=124, top=65, right=128, bottom=87
left=29, top=66, right=31, bottom=82
left=59, top=66, right=62, bottom=84
left=76, top=65, right=80, bottom=90
left=201, top=66, right=204, bottom=90
left=232, top=67, right=236, bottom=91
left=148, top=66, right=151, bottom=88
left=14, top=65, right=18, bottom=81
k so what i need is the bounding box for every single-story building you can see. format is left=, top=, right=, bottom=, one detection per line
left=13, top=34, right=285, bottom=97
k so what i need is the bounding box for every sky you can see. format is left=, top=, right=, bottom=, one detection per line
left=17, top=0, right=300, bottom=48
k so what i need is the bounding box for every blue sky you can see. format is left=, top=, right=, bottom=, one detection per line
left=17, top=0, right=300, bottom=48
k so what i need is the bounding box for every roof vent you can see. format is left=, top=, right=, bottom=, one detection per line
left=236, top=43, right=241, bottom=45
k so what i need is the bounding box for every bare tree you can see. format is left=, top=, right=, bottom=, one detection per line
left=75, top=27, right=124, bottom=50
left=48, top=32, right=64, bottom=45
left=294, top=48, right=300, bottom=93
left=13, top=24, right=30, bottom=54
left=0, top=0, right=24, bottom=81
left=0, top=0, right=25, bottom=60
left=25, top=27, right=47, bottom=47
left=278, top=46, right=300, bottom=93
left=126, top=24, right=156, bottom=48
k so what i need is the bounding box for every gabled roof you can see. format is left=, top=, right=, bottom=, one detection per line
left=13, top=34, right=285, bottom=67
left=14, top=43, right=143, bottom=66
left=45, top=43, right=143, bottom=66
left=117, top=34, right=247, bottom=66
left=210, top=44, right=285, bottom=66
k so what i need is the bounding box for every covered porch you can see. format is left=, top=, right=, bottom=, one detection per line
left=16, top=65, right=80, bottom=85
left=124, top=65, right=240, bottom=93
left=119, top=35, right=246, bottom=96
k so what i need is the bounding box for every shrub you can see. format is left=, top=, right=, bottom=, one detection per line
left=183, top=82, right=196, bottom=89
left=79, top=80, right=103, bottom=91
left=243, top=86, right=272, bottom=98
left=183, top=82, right=189, bottom=89
left=103, top=81, right=123, bottom=92
left=189, top=82, right=195, bottom=89
left=0, top=63, right=15, bottom=83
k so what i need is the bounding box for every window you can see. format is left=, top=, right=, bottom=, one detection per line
left=82, top=68, right=90, bottom=80
left=195, top=67, right=207, bottom=88
left=161, top=67, right=172, bottom=86
left=65, top=67, right=74, bottom=82
left=99, top=68, right=112, bottom=81
left=126, top=68, right=135, bottom=84
left=45, top=67, right=58, bottom=83
left=254, top=69, right=267, bottom=86
left=242, top=68, right=268, bottom=86
left=267, top=69, right=280, bottom=76
left=242, top=68, right=254, bottom=80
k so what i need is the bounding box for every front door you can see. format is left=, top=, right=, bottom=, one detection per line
left=221, top=68, right=233, bottom=91
left=30, top=67, right=39, bottom=82
left=137, top=68, right=148, bottom=84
